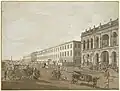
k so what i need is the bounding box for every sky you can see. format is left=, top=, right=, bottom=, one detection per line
left=2, top=1, right=119, bottom=60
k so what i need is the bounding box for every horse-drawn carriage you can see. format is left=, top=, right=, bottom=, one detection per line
left=71, top=70, right=100, bottom=88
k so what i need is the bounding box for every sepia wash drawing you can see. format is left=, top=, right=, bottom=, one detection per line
left=1, top=1, right=119, bottom=90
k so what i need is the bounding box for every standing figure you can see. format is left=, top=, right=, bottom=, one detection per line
left=4, top=70, right=7, bottom=80
left=57, top=70, right=61, bottom=80
left=104, top=68, right=110, bottom=89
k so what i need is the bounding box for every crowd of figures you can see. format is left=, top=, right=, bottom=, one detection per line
left=3, top=65, right=40, bottom=81
left=2, top=62, right=117, bottom=89
left=83, top=62, right=119, bottom=73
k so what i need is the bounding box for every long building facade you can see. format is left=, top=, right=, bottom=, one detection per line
left=23, top=41, right=81, bottom=66
left=81, top=18, right=119, bottom=69
left=36, top=41, right=81, bottom=66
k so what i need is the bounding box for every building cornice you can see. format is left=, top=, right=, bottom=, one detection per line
left=81, top=18, right=119, bottom=37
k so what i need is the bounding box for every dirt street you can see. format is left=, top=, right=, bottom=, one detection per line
left=1, top=67, right=119, bottom=90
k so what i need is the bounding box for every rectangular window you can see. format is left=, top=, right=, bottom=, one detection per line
left=78, top=44, right=80, bottom=48
left=65, top=52, right=66, bottom=56
left=65, top=45, right=66, bottom=49
left=75, top=43, right=77, bottom=48
left=70, top=50, right=72, bottom=56
left=67, top=45, right=69, bottom=49
left=67, top=51, right=69, bottom=56
left=70, top=44, right=72, bottom=48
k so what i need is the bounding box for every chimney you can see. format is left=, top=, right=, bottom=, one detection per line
left=94, top=25, right=95, bottom=28
left=85, top=29, right=87, bottom=32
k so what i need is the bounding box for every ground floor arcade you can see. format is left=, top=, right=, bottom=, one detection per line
left=81, top=47, right=119, bottom=69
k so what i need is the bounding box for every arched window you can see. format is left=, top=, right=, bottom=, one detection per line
left=102, top=34, right=109, bottom=47
left=87, top=54, right=89, bottom=65
left=101, top=51, right=109, bottom=66
left=113, top=32, right=117, bottom=46
left=83, top=40, right=86, bottom=50
left=96, top=37, right=99, bottom=48
left=87, top=39, right=89, bottom=49
left=91, top=38, right=93, bottom=49
left=95, top=53, right=99, bottom=65
left=111, top=51, right=117, bottom=67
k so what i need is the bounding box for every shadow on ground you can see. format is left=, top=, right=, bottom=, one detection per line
left=1, top=80, right=69, bottom=90
left=79, top=82, right=119, bottom=90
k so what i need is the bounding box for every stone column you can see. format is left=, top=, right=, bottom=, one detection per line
left=109, top=55, right=112, bottom=65
left=81, top=53, right=84, bottom=67
left=99, top=36, right=100, bottom=48
left=100, top=34, right=102, bottom=48
left=85, top=40, right=87, bottom=50
left=109, top=33, right=111, bottom=46
left=81, top=40, right=83, bottom=51
left=110, top=31, right=113, bottom=46
left=117, top=33, right=119, bottom=46
left=89, top=39, right=91, bottom=50
left=93, top=36, right=95, bottom=49
left=93, top=55, right=95, bottom=66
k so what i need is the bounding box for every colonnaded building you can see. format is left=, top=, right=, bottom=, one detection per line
left=23, top=41, right=81, bottom=66
left=81, top=18, right=119, bottom=69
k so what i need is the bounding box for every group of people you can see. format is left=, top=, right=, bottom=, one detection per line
left=52, top=69, right=61, bottom=80
left=25, top=65, right=40, bottom=80
left=51, top=66, right=61, bottom=79
left=3, top=65, right=41, bottom=81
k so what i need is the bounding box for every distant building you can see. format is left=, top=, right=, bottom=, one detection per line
left=35, top=40, right=81, bottom=66
left=81, top=18, right=119, bottom=69
left=31, top=52, right=37, bottom=62
left=23, top=54, right=31, bottom=62
left=23, top=51, right=37, bottom=64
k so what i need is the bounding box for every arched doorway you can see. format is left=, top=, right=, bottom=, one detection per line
left=87, top=39, right=89, bottom=49
left=91, top=38, right=93, bottom=49
left=102, top=34, right=109, bottom=47
left=83, top=40, right=86, bottom=50
left=95, top=53, right=99, bottom=65
left=101, top=51, right=109, bottom=68
left=111, top=51, right=117, bottom=68
left=113, top=32, right=118, bottom=46
left=94, top=53, right=99, bottom=70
